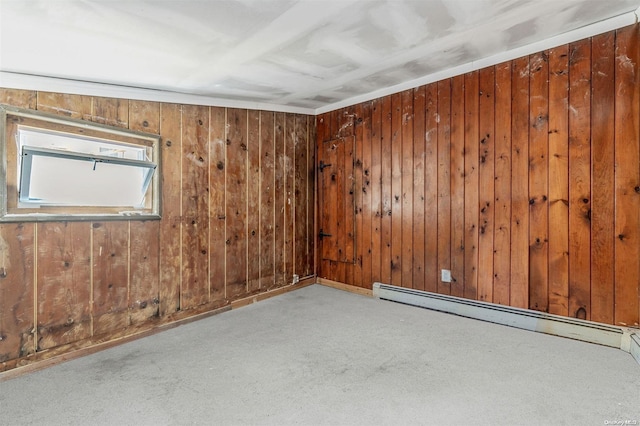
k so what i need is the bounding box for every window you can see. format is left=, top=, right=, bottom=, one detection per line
left=0, top=105, right=161, bottom=221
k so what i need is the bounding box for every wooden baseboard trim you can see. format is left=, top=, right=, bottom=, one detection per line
left=316, top=278, right=373, bottom=297
left=230, top=276, right=316, bottom=309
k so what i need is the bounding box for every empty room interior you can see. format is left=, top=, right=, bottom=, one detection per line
left=1, top=0, right=640, bottom=424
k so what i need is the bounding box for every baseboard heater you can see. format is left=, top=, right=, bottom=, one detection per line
left=372, top=282, right=640, bottom=367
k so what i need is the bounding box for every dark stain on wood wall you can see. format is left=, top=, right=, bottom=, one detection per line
left=317, top=24, right=640, bottom=328
left=0, top=90, right=315, bottom=370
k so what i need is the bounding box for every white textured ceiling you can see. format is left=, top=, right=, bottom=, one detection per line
left=1, top=0, right=640, bottom=114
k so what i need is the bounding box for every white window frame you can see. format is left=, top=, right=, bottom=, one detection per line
left=0, top=105, right=161, bottom=222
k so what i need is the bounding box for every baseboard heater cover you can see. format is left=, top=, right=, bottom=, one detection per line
left=373, top=282, right=639, bottom=366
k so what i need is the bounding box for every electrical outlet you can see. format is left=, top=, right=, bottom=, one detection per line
left=292, top=274, right=300, bottom=284
left=441, top=269, right=452, bottom=283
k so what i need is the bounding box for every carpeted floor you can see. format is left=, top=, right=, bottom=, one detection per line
left=1, top=284, right=638, bottom=425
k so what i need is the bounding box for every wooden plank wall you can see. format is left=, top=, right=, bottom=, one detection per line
left=316, top=24, right=640, bottom=328
left=0, top=90, right=315, bottom=370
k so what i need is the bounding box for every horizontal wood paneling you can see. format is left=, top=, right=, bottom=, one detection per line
left=317, top=24, right=640, bottom=328
left=0, top=90, right=315, bottom=371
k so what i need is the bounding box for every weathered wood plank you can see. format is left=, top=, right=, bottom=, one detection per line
left=247, top=110, right=261, bottom=293
left=0, top=88, right=36, bottom=108
left=294, top=115, right=310, bottom=282
left=129, top=100, right=160, bottom=134
left=127, top=100, right=160, bottom=324
left=37, top=222, right=91, bottom=350
left=129, top=221, right=160, bottom=324
left=401, top=89, right=414, bottom=289
left=568, top=39, right=592, bottom=320
left=464, top=71, right=479, bottom=300
left=510, top=56, right=530, bottom=309
left=209, top=107, right=227, bottom=300
left=390, top=93, right=403, bottom=286
left=0, top=223, right=35, bottom=363
left=380, top=96, right=393, bottom=285
left=547, top=46, right=570, bottom=317
left=424, top=83, right=439, bottom=293
left=91, top=97, right=128, bottom=128
left=361, top=102, right=373, bottom=288
left=590, top=32, right=615, bottom=324
left=259, top=111, right=276, bottom=290
left=226, top=108, right=248, bottom=298
left=182, top=105, right=210, bottom=308
left=478, top=66, right=495, bottom=303
left=370, top=99, right=383, bottom=284
left=92, top=222, right=129, bottom=335
left=284, top=113, right=296, bottom=285
left=528, top=52, right=549, bottom=313
left=493, top=62, right=512, bottom=306
left=158, top=103, right=182, bottom=315
left=412, top=87, right=426, bottom=291
left=437, top=79, right=452, bottom=295
left=274, top=113, right=287, bottom=286
left=614, top=25, right=640, bottom=327
left=450, top=75, right=465, bottom=297
left=353, top=104, right=364, bottom=287
left=36, top=92, right=92, bottom=119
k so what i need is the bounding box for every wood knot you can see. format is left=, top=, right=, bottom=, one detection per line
left=142, top=120, right=149, bottom=127
left=166, top=140, right=172, bottom=147
left=217, top=161, right=224, bottom=170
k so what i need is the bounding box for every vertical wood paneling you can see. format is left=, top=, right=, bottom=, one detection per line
left=226, top=108, right=248, bottom=297
left=247, top=111, right=261, bottom=293
left=182, top=105, right=210, bottom=308
left=614, top=25, right=640, bottom=327
left=528, top=52, right=549, bottom=312
left=401, top=90, right=414, bottom=289
left=0, top=223, right=35, bottom=362
left=412, top=87, right=426, bottom=291
left=294, top=115, right=309, bottom=280
left=128, top=101, right=160, bottom=323
left=510, top=57, right=530, bottom=309
left=437, top=80, right=452, bottom=295
left=91, top=97, right=128, bottom=128
left=92, top=222, right=129, bottom=335
left=390, top=93, right=403, bottom=286
left=314, top=24, right=640, bottom=329
left=463, top=71, right=479, bottom=300
left=354, top=104, right=364, bottom=287
left=209, top=107, right=227, bottom=300
left=370, top=100, right=383, bottom=284
left=568, top=39, right=592, bottom=320
left=361, top=102, right=373, bottom=288
left=380, top=96, right=393, bottom=285
left=478, top=67, right=495, bottom=302
left=493, top=62, right=512, bottom=306
left=274, top=112, right=286, bottom=286
left=37, top=222, right=91, bottom=350
left=259, top=111, right=276, bottom=290
left=590, top=32, right=615, bottom=324
left=129, top=221, right=160, bottom=324
left=548, top=46, right=570, bottom=317
left=158, top=103, right=182, bottom=315
left=0, top=89, right=316, bottom=371
left=424, top=83, right=439, bottom=293
left=450, top=76, right=465, bottom=297
left=284, top=114, right=296, bottom=285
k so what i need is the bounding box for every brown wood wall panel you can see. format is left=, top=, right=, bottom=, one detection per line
left=614, top=25, right=640, bottom=327
left=547, top=46, right=570, bottom=317
left=0, top=223, right=35, bottom=362
left=0, top=88, right=315, bottom=371
left=92, top=221, right=130, bottom=335
left=317, top=24, right=640, bottom=328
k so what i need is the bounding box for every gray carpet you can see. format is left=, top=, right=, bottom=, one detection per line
left=1, top=284, right=638, bottom=425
